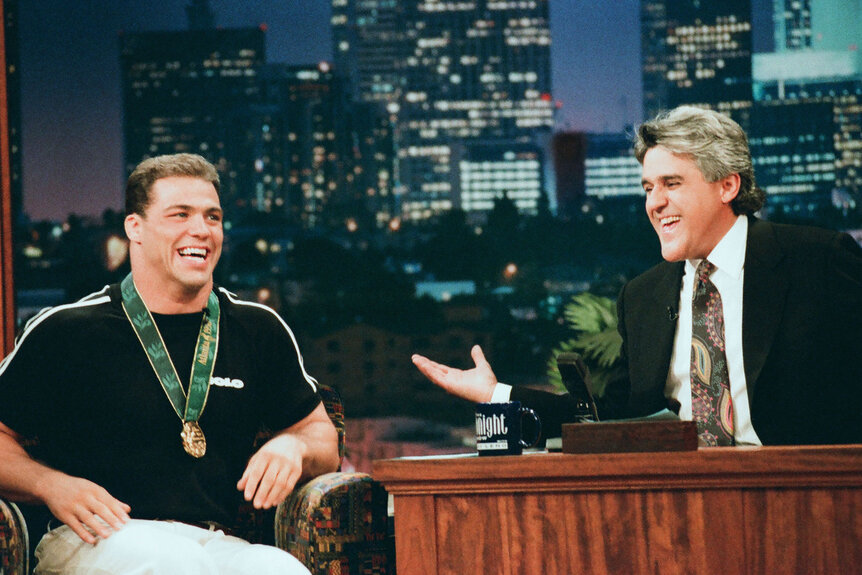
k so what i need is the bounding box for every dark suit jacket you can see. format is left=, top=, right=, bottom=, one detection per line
left=515, top=218, right=862, bottom=445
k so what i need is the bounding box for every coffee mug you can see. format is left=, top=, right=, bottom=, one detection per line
left=475, top=401, right=542, bottom=456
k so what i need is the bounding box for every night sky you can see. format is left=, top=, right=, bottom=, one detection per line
left=18, top=1, right=769, bottom=221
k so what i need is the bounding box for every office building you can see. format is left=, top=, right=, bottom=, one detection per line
left=306, top=321, right=492, bottom=420
left=332, top=0, right=554, bottom=221
left=351, top=99, right=397, bottom=229
left=773, top=0, right=812, bottom=51
left=582, top=131, right=644, bottom=223
left=549, top=130, right=644, bottom=222
left=120, top=26, right=266, bottom=220
left=331, top=0, right=407, bottom=105
left=752, top=0, right=862, bottom=214
left=258, top=64, right=353, bottom=229
left=458, top=143, right=544, bottom=215
left=254, top=63, right=396, bottom=231
left=641, top=0, right=753, bottom=119
left=749, top=98, right=837, bottom=217
left=584, top=133, right=642, bottom=200
left=773, top=0, right=861, bottom=53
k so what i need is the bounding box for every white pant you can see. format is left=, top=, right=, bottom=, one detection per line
left=33, top=519, right=311, bottom=575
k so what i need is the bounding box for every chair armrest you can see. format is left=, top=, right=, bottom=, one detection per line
left=275, top=472, right=392, bottom=575
left=0, top=497, right=29, bottom=575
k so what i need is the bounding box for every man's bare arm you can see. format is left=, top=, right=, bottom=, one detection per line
left=236, top=402, right=339, bottom=509
left=0, top=420, right=130, bottom=544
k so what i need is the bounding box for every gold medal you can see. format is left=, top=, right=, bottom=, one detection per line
left=121, top=274, right=219, bottom=460
left=181, top=421, right=207, bottom=458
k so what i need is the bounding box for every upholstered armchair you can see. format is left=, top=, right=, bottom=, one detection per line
left=0, top=497, right=27, bottom=575
left=0, top=385, right=393, bottom=575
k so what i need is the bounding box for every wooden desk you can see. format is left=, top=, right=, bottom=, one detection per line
left=374, top=446, right=862, bottom=575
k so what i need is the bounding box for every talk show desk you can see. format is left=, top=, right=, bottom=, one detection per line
left=373, top=445, right=861, bottom=575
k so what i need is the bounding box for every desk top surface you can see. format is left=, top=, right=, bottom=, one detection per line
left=373, top=445, right=862, bottom=494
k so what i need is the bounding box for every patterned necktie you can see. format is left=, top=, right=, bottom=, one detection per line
left=690, top=260, right=735, bottom=446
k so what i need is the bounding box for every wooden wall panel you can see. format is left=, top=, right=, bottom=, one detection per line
left=420, top=489, right=751, bottom=575
left=741, top=488, right=862, bottom=574
left=0, top=0, right=14, bottom=356
left=392, top=495, right=439, bottom=575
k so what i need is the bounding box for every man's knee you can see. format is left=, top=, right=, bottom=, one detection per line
left=209, top=539, right=311, bottom=575
left=35, top=521, right=219, bottom=575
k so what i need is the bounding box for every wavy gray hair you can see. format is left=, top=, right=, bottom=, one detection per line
left=634, top=106, right=765, bottom=215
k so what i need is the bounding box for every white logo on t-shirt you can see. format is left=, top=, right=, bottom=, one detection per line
left=210, top=377, right=245, bottom=389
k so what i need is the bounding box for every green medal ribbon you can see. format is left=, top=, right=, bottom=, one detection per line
left=120, top=273, right=220, bottom=457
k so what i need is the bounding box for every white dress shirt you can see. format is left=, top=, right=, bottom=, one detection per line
left=666, top=215, right=761, bottom=445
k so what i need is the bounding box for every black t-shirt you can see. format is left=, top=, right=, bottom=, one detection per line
left=0, top=283, right=321, bottom=533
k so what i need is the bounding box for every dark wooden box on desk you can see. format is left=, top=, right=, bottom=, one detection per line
left=374, top=445, right=862, bottom=575
left=561, top=420, right=698, bottom=453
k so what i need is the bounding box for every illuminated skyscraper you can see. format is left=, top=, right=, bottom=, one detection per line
left=458, top=143, right=544, bottom=214
left=773, top=0, right=813, bottom=51
left=549, top=131, right=644, bottom=222
left=752, top=0, right=862, bottom=216
left=749, top=98, right=837, bottom=216
left=331, top=0, right=408, bottom=105
left=255, top=64, right=351, bottom=228
left=332, top=0, right=554, bottom=221
left=583, top=133, right=642, bottom=201
left=640, top=0, right=670, bottom=120
left=120, top=26, right=266, bottom=218
left=773, top=0, right=861, bottom=53
left=641, top=0, right=753, bottom=119
left=252, top=63, right=395, bottom=231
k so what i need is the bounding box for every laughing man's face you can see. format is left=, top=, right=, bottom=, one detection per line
left=641, top=146, right=739, bottom=262
left=128, top=176, right=223, bottom=299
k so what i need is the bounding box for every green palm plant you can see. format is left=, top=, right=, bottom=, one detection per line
left=547, top=292, right=624, bottom=397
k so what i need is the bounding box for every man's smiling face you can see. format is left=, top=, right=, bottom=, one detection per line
left=127, top=176, right=224, bottom=299
left=641, top=146, right=740, bottom=262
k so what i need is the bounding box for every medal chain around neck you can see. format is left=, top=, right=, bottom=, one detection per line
left=120, top=273, right=220, bottom=425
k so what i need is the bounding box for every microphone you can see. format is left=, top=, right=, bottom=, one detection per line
left=556, top=352, right=599, bottom=423
left=666, top=306, right=678, bottom=321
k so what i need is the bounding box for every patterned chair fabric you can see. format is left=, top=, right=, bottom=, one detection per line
left=276, top=472, right=393, bottom=575
left=0, top=385, right=392, bottom=575
left=0, top=498, right=28, bottom=575
left=318, top=384, right=347, bottom=465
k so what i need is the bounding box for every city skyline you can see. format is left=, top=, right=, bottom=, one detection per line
left=19, top=0, right=774, bottom=221
left=13, top=0, right=636, bottom=221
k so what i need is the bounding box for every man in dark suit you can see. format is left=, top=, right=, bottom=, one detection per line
left=412, top=106, right=862, bottom=446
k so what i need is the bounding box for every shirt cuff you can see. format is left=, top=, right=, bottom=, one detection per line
left=490, top=382, right=512, bottom=403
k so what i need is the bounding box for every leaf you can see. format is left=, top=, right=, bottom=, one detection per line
left=572, top=329, right=622, bottom=368
left=562, top=292, right=616, bottom=333
left=546, top=292, right=623, bottom=397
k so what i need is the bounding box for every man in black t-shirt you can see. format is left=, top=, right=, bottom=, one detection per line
left=0, top=154, right=339, bottom=574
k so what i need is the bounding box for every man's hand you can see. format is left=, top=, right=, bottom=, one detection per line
left=37, top=471, right=131, bottom=545
left=412, top=344, right=498, bottom=403
left=237, top=432, right=305, bottom=509
left=236, top=402, right=339, bottom=509
left=1, top=421, right=129, bottom=545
